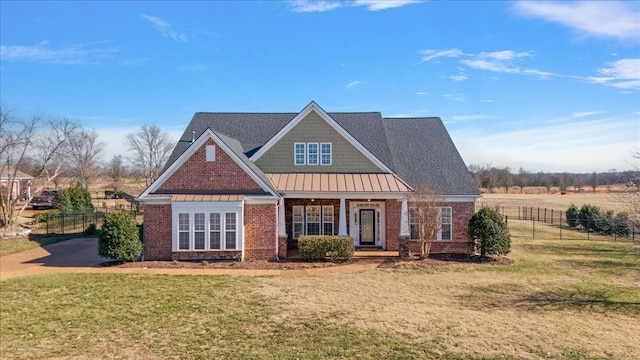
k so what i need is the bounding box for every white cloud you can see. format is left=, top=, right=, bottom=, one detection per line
left=450, top=74, right=468, bottom=82
left=0, top=42, right=119, bottom=64
left=289, top=0, right=342, bottom=12
left=442, top=93, right=464, bottom=101
left=453, top=114, right=639, bottom=172
left=419, top=48, right=463, bottom=62
left=571, top=111, right=603, bottom=118
left=450, top=114, right=489, bottom=121
left=345, top=80, right=364, bottom=89
left=415, top=91, right=429, bottom=95
left=513, top=1, right=640, bottom=41
left=290, top=0, right=420, bottom=12
left=587, top=58, right=640, bottom=90
left=141, top=14, right=187, bottom=42
left=354, top=0, right=421, bottom=11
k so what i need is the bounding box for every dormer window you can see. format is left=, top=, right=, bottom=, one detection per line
left=294, top=142, right=332, bottom=165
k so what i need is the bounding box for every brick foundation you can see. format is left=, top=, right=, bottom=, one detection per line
left=243, top=203, right=278, bottom=261
left=143, top=204, right=172, bottom=260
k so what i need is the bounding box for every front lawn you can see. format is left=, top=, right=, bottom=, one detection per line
left=1, top=237, right=638, bottom=359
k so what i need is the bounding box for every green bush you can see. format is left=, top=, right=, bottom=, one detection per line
left=614, top=212, right=630, bottom=237
left=578, top=204, right=601, bottom=232
left=98, top=211, right=142, bottom=262
left=55, top=182, right=94, bottom=213
left=84, top=223, right=97, bottom=236
left=468, top=207, right=511, bottom=258
left=33, top=210, right=59, bottom=223
left=298, top=236, right=354, bottom=261
left=566, top=204, right=579, bottom=228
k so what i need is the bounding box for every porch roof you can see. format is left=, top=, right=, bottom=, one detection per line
left=172, top=194, right=244, bottom=202
left=265, top=173, right=413, bottom=193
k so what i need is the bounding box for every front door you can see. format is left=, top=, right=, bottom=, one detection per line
left=359, top=209, right=375, bottom=245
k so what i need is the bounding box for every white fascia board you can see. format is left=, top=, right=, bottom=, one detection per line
left=139, top=129, right=278, bottom=198
left=408, top=194, right=481, bottom=203
left=249, top=102, right=393, bottom=173
left=136, top=196, right=172, bottom=205
left=280, top=191, right=409, bottom=200
left=244, top=196, right=280, bottom=204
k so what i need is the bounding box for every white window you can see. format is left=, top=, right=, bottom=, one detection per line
left=307, top=143, right=319, bottom=165
left=292, top=205, right=334, bottom=239
left=172, top=202, right=242, bottom=251
left=322, top=205, right=334, bottom=235
left=294, top=143, right=306, bottom=165
left=408, top=206, right=452, bottom=241
left=292, top=206, right=304, bottom=239
left=194, top=213, right=205, bottom=249
left=321, top=143, right=332, bottom=165
left=205, top=145, right=216, bottom=162
left=439, top=207, right=452, bottom=240
left=178, top=213, right=190, bottom=249
left=225, top=212, right=237, bottom=249
left=210, top=213, right=221, bottom=249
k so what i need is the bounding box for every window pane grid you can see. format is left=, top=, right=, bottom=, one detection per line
left=209, top=213, right=221, bottom=249
left=307, top=143, right=319, bottom=165
left=321, top=143, right=331, bottom=165
left=294, top=143, right=305, bottom=165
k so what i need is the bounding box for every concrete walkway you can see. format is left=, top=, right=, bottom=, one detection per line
left=0, top=237, right=384, bottom=281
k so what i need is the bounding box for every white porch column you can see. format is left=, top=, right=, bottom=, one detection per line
left=278, top=197, right=287, bottom=237
left=338, top=197, right=348, bottom=236
left=400, top=198, right=410, bottom=237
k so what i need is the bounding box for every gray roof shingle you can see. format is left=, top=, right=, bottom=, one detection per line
left=163, top=109, right=480, bottom=196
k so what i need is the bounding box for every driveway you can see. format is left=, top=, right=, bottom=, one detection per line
left=0, top=238, right=382, bottom=281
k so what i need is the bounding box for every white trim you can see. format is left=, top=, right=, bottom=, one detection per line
left=249, top=101, right=393, bottom=173
left=136, top=195, right=172, bottom=205
left=307, top=142, right=319, bottom=165
left=139, top=129, right=279, bottom=200
left=280, top=191, right=408, bottom=200
left=349, top=201, right=386, bottom=248
left=171, top=201, right=244, bottom=252
left=243, top=196, right=280, bottom=204
left=409, top=195, right=481, bottom=203
left=205, top=145, right=216, bottom=162
left=320, top=142, right=332, bottom=165
left=294, top=142, right=306, bottom=165
left=338, top=198, right=347, bottom=236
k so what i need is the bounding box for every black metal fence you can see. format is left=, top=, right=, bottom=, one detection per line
left=42, top=208, right=140, bottom=235
left=495, top=206, right=638, bottom=242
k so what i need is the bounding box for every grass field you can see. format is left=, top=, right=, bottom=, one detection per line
left=1, top=235, right=638, bottom=359
left=480, top=192, right=626, bottom=212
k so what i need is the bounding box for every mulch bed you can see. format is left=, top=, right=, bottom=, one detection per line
left=108, top=253, right=513, bottom=270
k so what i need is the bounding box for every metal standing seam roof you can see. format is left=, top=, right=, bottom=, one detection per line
left=265, top=173, right=412, bottom=193
left=172, top=194, right=244, bottom=202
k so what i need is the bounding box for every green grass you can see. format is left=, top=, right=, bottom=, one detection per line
left=0, top=233, right=82, bottom=256
left=1, top=237, right=639, bottom=359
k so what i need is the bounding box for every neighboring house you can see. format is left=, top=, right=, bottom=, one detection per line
left=137, top=102, right=480, bottom=261
left=0, top=168, right=32, bottom=201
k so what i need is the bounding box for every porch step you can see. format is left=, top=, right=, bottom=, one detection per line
left=356, top=246, right=382, bottom=251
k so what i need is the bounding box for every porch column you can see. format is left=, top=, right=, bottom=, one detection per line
left=338, top=197, right=348, bottom=236
left=278, top=197, right=287, bottom=237
left=400, top=198, right=410, bottom=237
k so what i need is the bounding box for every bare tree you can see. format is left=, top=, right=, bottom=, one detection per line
left=544, top=174, right=553, bottom=194
left=516, top=167, right=528, bottom=193
left=0, top=107, right=77, bottom=228
left=64, top=128, right=105, bottom=189
left=559, top=173, right=568, bottom=194
left=126, top=125, right=174, bottom=186
left=106, top=154, right=126, bottom=193
left=590, top=171, right=599, bottom=193
left=409, top=186, right=445, bottom=260
left=499, top=167, right=512, bottom=193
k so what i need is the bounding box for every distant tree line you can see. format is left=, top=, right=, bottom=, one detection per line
left=468, top=164, right=638, bottom=194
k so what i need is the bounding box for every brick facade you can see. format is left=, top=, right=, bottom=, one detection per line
left=407, top=201, right=476, bottom=254
left=244, top=203, right=278, bottom=260
left=385, top=199, right=401, bottom=251
left=158, top=138, right=263, bottom=193
left=143, top=204, right=172, bottom=260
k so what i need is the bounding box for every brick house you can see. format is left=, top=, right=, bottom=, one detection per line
left=137, top=102, right=480, bottom=261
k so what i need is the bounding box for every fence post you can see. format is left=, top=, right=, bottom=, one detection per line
left=61, top=213, right=65, bottom=235
left=532, top=216, right=535, bottom=239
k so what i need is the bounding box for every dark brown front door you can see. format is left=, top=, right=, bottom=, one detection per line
left=359, top=209, right=375, bottom=245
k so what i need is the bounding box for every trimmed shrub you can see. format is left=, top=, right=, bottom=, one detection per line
left=578, top=204, right=601, bottom=232
left=468, top=207, right=511, bottom=258
left=566, top=204, right=579, bottom=228
left=298, top=235, right=354, bottom=261
left=98, top=211, right=142, bottom=262
left=33, top=210, right=59, bottom=223
left=84, top=223, right=97, bottom=236
left=614, top=212, right=630, bottom=237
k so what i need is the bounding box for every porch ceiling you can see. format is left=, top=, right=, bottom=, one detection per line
left=265, top=173, right=413, bottom=193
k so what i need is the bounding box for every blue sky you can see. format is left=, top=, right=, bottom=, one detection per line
left=1, top=0, right=639, bottom=173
